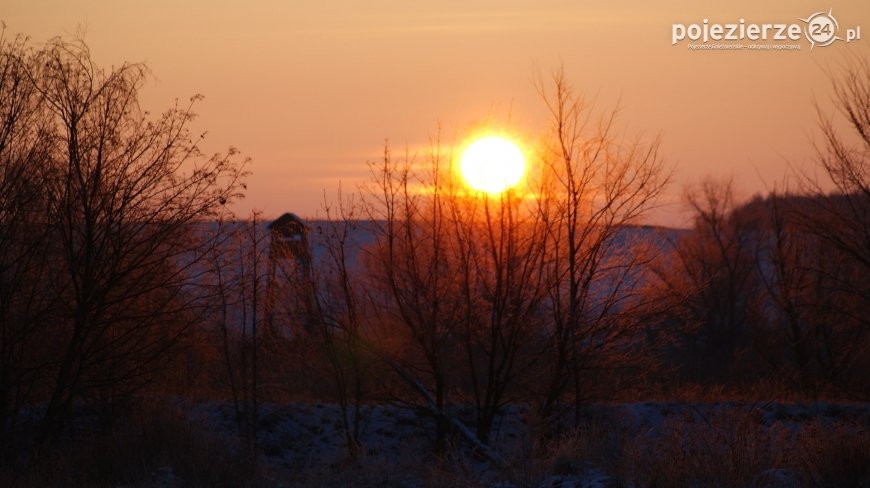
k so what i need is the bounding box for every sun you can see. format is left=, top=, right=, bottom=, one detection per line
left=459, top=136, right=526, bottom=195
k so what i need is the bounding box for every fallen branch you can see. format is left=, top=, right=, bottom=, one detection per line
left=378, top=353, right=509, bottom=469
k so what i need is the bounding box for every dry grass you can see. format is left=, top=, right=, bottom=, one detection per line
left=0, top=400, right=253, bottom=487
left=4, top=401, right=869, bottom=487
left=533, top=404, right=870, bottom=487
left=617, top=407, right=789, bottom=487
left=798, top=421, right=870, bottom=487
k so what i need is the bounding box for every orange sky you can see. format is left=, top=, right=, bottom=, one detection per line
left=5, top=0, right=870, bottom=226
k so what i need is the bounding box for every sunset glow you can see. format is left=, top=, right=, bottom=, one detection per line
left=459, top=136, right=525, bottom=195
left=4, top=1, right=870, bottom=484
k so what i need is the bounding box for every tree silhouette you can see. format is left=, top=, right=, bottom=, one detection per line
left=0, top=35, right=247, bottom=443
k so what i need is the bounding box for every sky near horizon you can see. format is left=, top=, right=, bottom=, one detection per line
left=5, top=1, right=870, bottom=226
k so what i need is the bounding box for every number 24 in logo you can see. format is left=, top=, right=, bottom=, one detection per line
left=800, top=9, right=862, bottom=49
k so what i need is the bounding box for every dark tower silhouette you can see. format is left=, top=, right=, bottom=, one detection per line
left=267, top=212, right=311, bottom=274
left=266, top=213, right=316, bottom=332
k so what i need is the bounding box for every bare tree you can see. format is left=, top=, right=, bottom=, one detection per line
left=757, top=53, right=870, bottom=397
left=535, top=67, right=669, bottom=430
left=358, top=70, right=670, bottom=446
left=755, top=193, right=817, bottom=392
left=650, top=180, right=765, bottom=386
left=448, top=188, right=549, bottom=444
left=754, top=191, right=869, bottom=395
left=362, top=141, right=462, bottom=451
left=796, top=53, right=870, bottom=333
left=15, top=36, right=247, bottom=441
left=0, top=32, right=59, bottom=462
left=206, top=213, right=269, bottom=462
left=312, top=190, right=373, bottom=461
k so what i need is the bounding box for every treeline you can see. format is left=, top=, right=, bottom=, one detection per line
left=650, top=185, right=870, bottom=395
left=1, top=32, right=869, bottom=472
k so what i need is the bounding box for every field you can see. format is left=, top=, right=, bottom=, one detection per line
left=8, top=399, right=868, bottom=487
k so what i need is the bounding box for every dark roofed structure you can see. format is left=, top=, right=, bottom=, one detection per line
left=267, top=212, right=311, bottom=269
left=268, top=212, right=307, bottom=246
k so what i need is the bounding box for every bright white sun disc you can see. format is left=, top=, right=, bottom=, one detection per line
left=459, top=136, right=525, bottom=194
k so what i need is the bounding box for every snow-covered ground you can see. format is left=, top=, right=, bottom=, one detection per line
left=170, top=399, right=870, bottom=487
